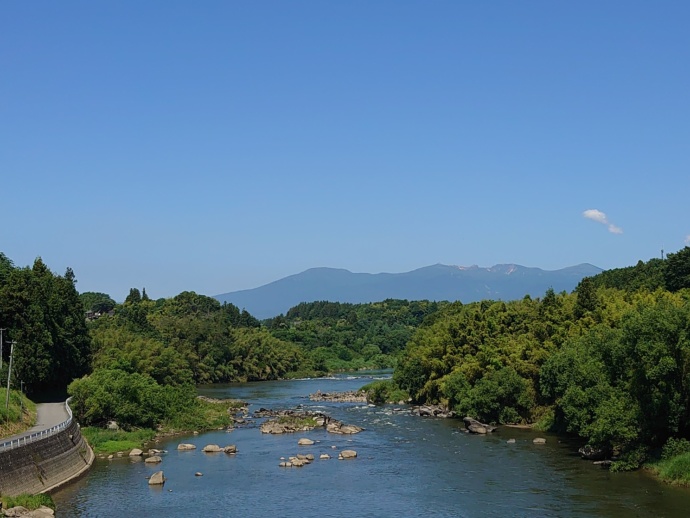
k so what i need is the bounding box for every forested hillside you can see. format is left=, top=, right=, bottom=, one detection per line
left=392, top=247, right=690, bottom=470
left=88, top=289, right=301, bottom=385
left=265, top=299, right=443, bottom=371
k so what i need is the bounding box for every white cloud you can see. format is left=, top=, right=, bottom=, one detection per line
left=583, top=209, right=623, bottom=234
left=685, top=235, right=690, bottom=246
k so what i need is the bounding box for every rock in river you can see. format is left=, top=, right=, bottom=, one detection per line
left=339, top=450, right=357, bottom=459
left=463, top=417, right=497, bottom=434
left=148, top=471, right=166, bottom=485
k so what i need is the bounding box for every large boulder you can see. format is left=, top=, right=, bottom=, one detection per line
left=298, top=438, right=315, bottom=446
left=533, top=438, right=547, bottom=445
left=129, top=448, right=143, bottom=456
left=224, top=445, right=237, bottom=454
left=145, top=455, right=162, bottom=464
left=326, top=421, right=363, bottom=435
left=177, top=443, right=197, bottom=451
left=148, top=471, right=166, bottom=485
left=339, top=450, right=357, bottom=459
left=463, top=417, right=497, bottom=434
left=202, top=444, right=222, bottom=453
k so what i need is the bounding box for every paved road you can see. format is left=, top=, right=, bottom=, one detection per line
left=1, top=402, right=70, bottom=445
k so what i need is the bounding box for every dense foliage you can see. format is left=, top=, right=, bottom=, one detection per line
left=266, top=299, right=442, bottom=371
left=0, top=254, right=91, bottom=392
left=87, top=290, right=301, bottom=385
left=80, top=291, right=116, bottom=314
left=588, top=246, right=690, bottom=293
left=393, top=248, right=690, bottom=470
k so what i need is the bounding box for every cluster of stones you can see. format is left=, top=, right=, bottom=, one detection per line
left=461, top=418, right=550, bottom=446
left=278, top=438, right=357, bottom=468
left=257, top=408, right=363, bottom=435
left=308, top=390, right=368, bottom=403
left=102, top=447, right=167, bottom=461
left=415, top=404, right=456, bottom=418
left=1, top=506, right=55, bottom=517
left=144, top=443, right=238, bottom=486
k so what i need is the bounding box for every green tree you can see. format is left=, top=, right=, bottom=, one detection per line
left=80, top=292, right=116, bottom=313
left=665, top=246, right=690, bottom=292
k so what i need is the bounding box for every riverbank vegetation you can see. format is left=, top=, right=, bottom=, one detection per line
left=80, top=428, right=156, bottom=455
left=645, top=438, right=690, bottom=485
left=0, top=494, right=55, bottom=514
left=393, top=246, right=690, bottom=472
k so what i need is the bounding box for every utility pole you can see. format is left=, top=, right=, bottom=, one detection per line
left=5, top=341, right=15, bottom=411
left=0, top=328, right=5, bottom=370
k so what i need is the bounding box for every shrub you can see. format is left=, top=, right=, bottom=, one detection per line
left=361, top=380, right=408, bottom=404
left=662, top=438, right=690, bottom=460
left=610, top=445, right=649, bottom=472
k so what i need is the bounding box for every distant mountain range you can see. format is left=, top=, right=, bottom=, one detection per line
left=214, top=263, right=602, bottom=319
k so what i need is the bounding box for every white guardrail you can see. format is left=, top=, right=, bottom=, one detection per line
left=0, top=397, right=74, bottom=452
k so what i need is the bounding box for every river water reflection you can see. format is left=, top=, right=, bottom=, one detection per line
left=53, top=373, right=690, bottom=517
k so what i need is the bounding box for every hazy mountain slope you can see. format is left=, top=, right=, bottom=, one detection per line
left=215, top=263, right=602, bottom=319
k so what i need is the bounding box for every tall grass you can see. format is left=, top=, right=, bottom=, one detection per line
left=81, top=427, right=156, bottom=455
left=652, top=452, right=690, bottom=486
left=1, top=493, right=55, bottom=511
left=0, top=389, right=37, bottom=437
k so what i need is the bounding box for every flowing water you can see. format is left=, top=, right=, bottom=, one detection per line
left=53, top=373, right=690, bottom=517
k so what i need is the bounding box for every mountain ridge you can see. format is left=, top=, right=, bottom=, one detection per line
left=215, top=263, right=602, bottom=319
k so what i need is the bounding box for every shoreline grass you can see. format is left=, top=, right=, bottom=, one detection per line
left=1, top=493, right=55, bottom=512
left=83, top=397, right=245, bottom=455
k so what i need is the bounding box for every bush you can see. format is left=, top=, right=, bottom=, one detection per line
left=610, top=445, right=649, bottom=472
left=662, top=438, right=690, bottom=460
left=68, top=369, right=199, bottom=430
left=361, top=380, right=408, bottom=404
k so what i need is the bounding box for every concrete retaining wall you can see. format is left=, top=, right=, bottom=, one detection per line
left=0, top=419, right=94, bottom=496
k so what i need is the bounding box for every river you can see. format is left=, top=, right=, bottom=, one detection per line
left=53, top=372, right=690, bottom=517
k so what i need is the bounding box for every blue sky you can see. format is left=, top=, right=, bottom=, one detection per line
left=2, top=1, right=689, bottom=301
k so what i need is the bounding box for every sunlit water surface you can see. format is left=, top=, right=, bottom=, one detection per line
left=53, top=373, right=690, bottom=517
